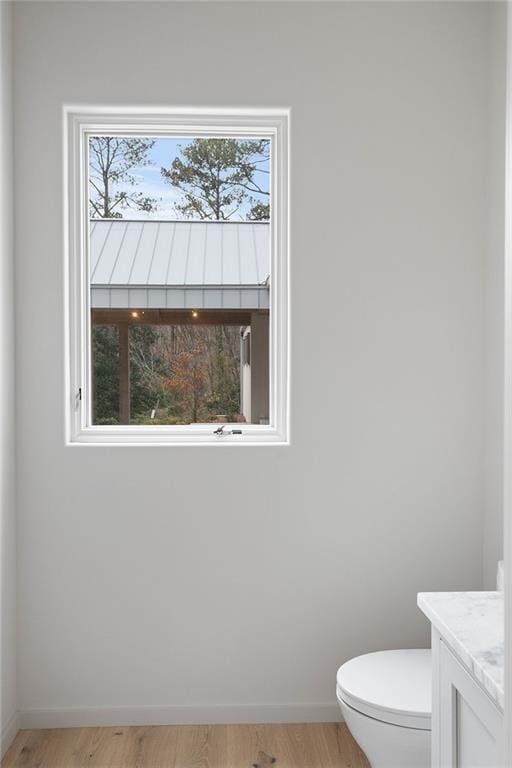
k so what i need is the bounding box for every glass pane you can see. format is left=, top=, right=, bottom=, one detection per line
left=88, top=135, right=271, bottom=425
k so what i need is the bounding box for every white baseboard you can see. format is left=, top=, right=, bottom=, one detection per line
left=1, top=711, right=20, bottom=758
left=20, top=703, right=341, bottom=730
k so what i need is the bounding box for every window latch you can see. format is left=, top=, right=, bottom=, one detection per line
left=213, top=425, right=242, bottom=436
left=75, top=387, right=82, bottom=410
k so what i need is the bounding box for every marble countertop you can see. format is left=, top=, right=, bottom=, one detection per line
left=417, top=591, right=504, bottom=710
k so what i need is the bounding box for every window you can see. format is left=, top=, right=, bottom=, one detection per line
left=64, top=107, right=289, bottom=444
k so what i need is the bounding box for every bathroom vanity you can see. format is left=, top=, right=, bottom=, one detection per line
left=418, top=592, right=504, bottom=768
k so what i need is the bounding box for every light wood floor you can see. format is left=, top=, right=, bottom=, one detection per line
left=2, top=723, right=370, bottom=768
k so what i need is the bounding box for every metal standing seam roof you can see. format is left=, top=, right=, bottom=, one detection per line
left=90, top=219, right=270, bottom=311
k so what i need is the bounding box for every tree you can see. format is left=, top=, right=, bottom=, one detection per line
left=204, top=327, right=240, bottom=417
left=247, top=202, right=270, bottom=221
left=92, top=326, right=119, bottom=423
left=165, top=346, right=210, bottom=424
left=161, top=138, right=270, bottom=220
left=89, top=137, right=157, bottom=218
left=129, top=325, right=170, bottom=421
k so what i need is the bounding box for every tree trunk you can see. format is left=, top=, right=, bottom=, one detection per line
left=118, top=323, right=130, bottom=424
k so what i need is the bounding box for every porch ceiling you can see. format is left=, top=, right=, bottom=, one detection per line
left=91, top=308, right=256, bottom=326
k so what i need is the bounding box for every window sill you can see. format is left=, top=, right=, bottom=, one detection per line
left=67, top=425, right=289, bottom=446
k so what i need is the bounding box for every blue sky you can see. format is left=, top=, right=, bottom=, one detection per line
left=90, top=137, right=270, bottom=220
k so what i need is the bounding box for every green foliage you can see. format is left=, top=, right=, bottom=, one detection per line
left=248, top=202, right=271, bottom=221
left=92, top=326, right=119, bottom=423
left=89, top=136, right=157, bottom=218
left=161, top=138, right=270, bottom=220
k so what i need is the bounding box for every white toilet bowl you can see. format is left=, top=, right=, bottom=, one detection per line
left=336, top=649, right=431, bottom=768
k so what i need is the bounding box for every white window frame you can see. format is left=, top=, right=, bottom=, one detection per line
left=63, top=105, right=290, bottom=445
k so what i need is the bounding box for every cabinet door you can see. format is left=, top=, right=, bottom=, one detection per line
left=434, top=634, right=503, bottom=768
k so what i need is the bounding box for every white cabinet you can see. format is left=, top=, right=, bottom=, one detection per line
left=431, top=629, right=503, bottom=768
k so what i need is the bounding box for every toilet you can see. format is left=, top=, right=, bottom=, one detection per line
left=336, top=649, right=431, bottom=768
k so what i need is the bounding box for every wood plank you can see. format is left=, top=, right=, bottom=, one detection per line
left=2, top=724, right=369, bottom=768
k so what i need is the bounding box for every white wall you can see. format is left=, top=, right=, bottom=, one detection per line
left=13, top=1, right=495, bottom=725
left=0, top=0, right=17, bottom=752
left=483, top=3, right=507, bottom=589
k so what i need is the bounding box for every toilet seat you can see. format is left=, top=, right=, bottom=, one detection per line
left=336, top=649, right=431, bottom=731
